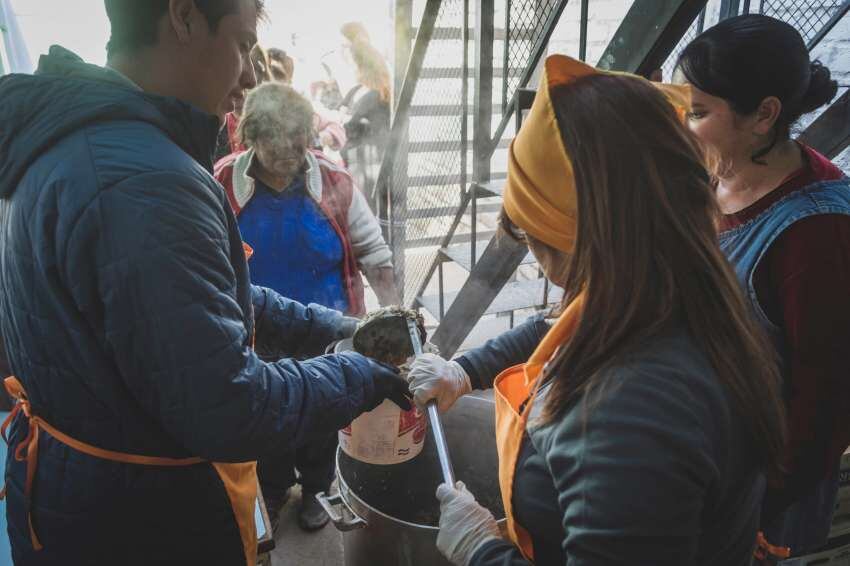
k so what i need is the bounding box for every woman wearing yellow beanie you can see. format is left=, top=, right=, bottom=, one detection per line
left=408, top=55, right=786, bottom=565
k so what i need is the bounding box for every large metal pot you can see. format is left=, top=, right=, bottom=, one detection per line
left=318, top=393, right=505, bottom=566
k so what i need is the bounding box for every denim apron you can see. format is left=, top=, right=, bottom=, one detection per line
left=718, top=178, right=850, bottom=555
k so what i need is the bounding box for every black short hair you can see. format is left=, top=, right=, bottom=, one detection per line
left=104, top=0, right=265, bottom=56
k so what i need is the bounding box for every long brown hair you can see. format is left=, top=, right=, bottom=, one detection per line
left=350, top=42, right=391, bottom=104
left=533, top=74, right=786, bottom=474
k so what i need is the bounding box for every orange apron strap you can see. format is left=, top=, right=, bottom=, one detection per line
left=242, top=241, right=258, bottom=350
left=493, top=293, right=586, bottom=562
left=494, top=365, right=537, bottom=561
left=242, top=242, right=254, bottom=261
left=212, top=463, right=259, bottom=566
left=754, top=531, right=791, bottom=563
left=1, top=376, right=204, bottom=552
left=522, top=294, right=585, bottom=383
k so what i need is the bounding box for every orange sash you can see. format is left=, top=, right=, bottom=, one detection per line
left=493, top=295, right=584, bottom=562
left=0, top=376, right=258, bottom=565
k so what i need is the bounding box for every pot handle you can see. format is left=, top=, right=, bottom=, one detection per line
left=316, top=491, right=368, bottom=531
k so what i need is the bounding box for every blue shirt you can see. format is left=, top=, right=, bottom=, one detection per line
left=238, top=176, right=348, bottom=312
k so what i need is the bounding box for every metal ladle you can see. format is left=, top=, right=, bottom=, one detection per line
left=352, top=309, right=456, bottom=486
left=404, top=318, right=455, bottom=486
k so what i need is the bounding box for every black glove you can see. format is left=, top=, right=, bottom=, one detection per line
left=366, top=359, right=413, bottom=412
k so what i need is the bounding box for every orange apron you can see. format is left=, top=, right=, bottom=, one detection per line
left=493, top=295, right=584, bottom=562
left=0, top=377, right=259, bottom=565
left=0, top=242, right=261, bottom=565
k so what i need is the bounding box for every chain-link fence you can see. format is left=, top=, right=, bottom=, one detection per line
left=501, top=0, right=563, bottom=111
left=758, top=0, right=845, bottom=44
left=391, top=0, right=568, bottom=305
left=662, top=0, right=846, bottom=81
left=392, top=0, right=469, bottom=304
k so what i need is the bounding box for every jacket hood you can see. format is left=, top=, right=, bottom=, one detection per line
left=0, top=46, right=220, bottom=199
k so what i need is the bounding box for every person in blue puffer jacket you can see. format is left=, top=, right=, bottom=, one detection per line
left=0, top=1, right=409, bottom=565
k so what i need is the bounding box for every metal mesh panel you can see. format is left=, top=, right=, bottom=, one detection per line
left=502, top=0, right=562, bottom=110
left=393, top=0, right=468, bottom=304
left=661, top=12, right=703, bottom=82
left=661, top=1, right=844, bottom=82
left=757, top=0, right=845, bottom=44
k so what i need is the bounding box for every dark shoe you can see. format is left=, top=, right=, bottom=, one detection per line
left=264, top=487, right=291, bottom=534
left=297, top=491, right=330, bottom=531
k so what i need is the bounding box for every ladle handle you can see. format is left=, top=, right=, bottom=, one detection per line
left=407, top=320, right=456, bottom=486
left=427, top=402, right=456, bottom=486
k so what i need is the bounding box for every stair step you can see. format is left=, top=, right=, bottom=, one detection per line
left=409, top=104, right=501, bottom=118
left=474, top=181, right=505, bottom=197
left=421, top=67, right=524, bottom=80
left=407, top=173, right=506, bottom=188
left=411, top=27, right=537, bottom=41
left=418, top=278, right=563, bottom=320
left=441, top=242, right=536, bottom=272
left=407, top=139, right=511, bottom=153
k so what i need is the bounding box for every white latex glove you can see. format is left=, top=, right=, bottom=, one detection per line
left=436, top=482, right=501, bottom=566
left=407, top=353, right=472, bottom=413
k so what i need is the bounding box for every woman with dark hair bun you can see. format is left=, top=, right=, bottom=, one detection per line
left=677, top=14, right=850, bottom=561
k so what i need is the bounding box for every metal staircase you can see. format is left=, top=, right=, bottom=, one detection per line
left=428, top=0, right=711, bottom=357
left=385, top=0, right=850, bottom=357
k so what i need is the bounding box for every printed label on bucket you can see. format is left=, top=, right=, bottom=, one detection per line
left=340, top=400, right=426, bottom=465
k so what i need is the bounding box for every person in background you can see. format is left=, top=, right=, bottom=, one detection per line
left=214, top=43, right=271, bottom=162
left=215, top=82, right=400, bottom=530
left=310, top=62, right=345, bottom=111
left=339, top=23, right=391, bottom=211
left=0, top=0, right=411, bottom=563
left=340, top=21, right=372, bottom=46
left=409, top=55, right=787, bottom=566
left=676, top=15, right=849, bottom=560
left=266, top=47, right=347, bottom=156
left=267, top=47, right=294, bottom=82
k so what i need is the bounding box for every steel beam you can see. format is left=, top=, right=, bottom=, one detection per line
left=798, top=90, right=850, bottom=160
left=391, top=0, right=415, bottom=298
left=473, top=0, right=495, bottom=183
left=719, top=0, right=740, bottom=19
left=597, top=0, right=709, bottom=76
left=375, top=0, right=442, bottom=214
left=430, top=236, right=529, bottom=356
left=471, top=0, right=496, bottom=270
left=579, top=0, right=589, bottom=61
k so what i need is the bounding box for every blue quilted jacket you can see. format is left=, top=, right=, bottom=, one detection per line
left=0, top=47, right=375, bottom=565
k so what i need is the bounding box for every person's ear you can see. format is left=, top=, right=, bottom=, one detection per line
left=752, top=96, right=782, bottom=136
left=168, top=0, right=199, bottom=44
